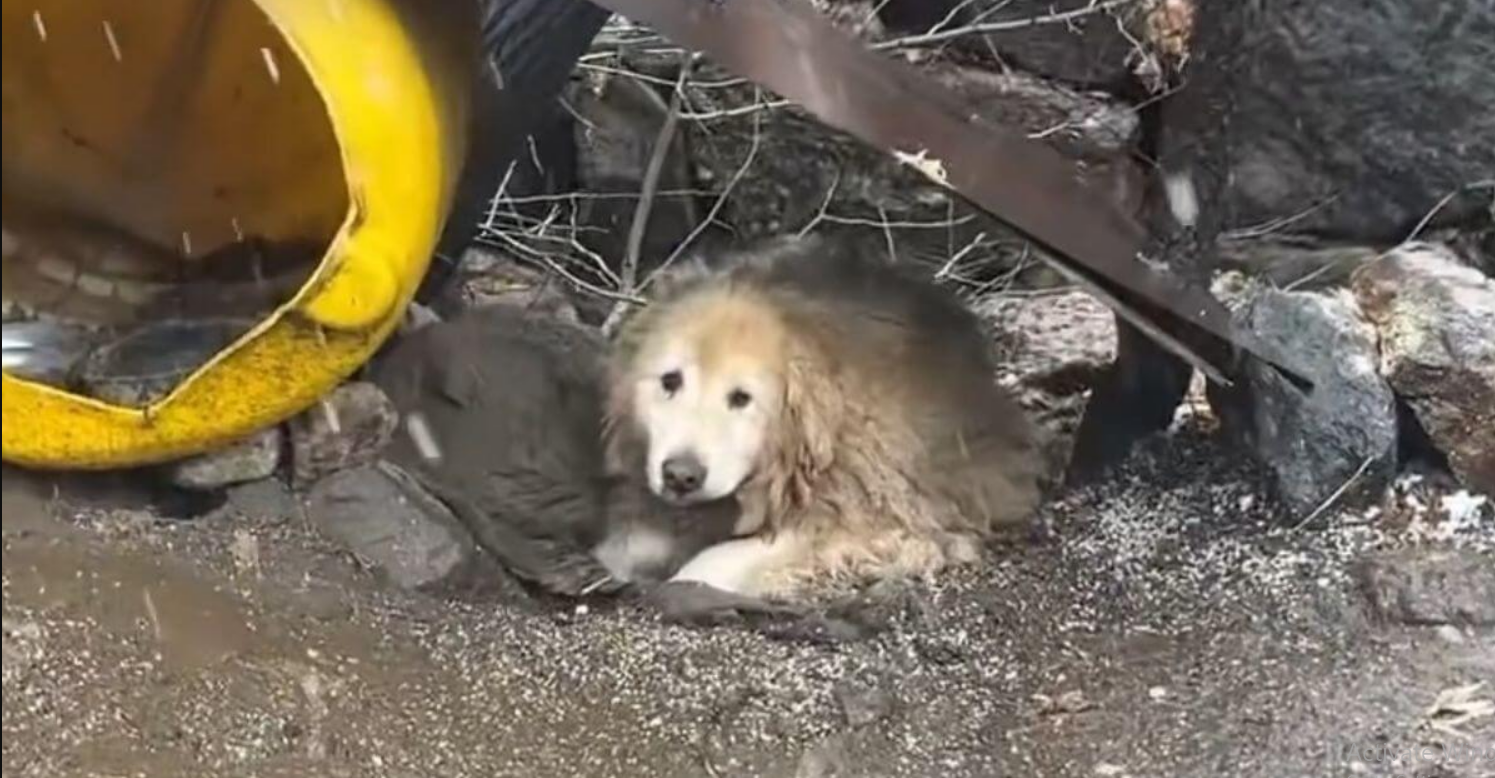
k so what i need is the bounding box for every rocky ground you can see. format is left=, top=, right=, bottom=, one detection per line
left=4, top=411, right=1492, bottom=778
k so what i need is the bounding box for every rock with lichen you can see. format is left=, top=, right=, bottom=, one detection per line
left=1353, top=243, right=1495, bottom=495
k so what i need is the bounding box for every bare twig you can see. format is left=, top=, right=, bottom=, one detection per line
left=678, top=100, right=793, bottom=121
left=1402, top=179, right=1495, bottom=244
left=577, top=62, right=681, bottom=88
left=642, top=92, right=766, bottom=293
left=1294, top=455, right=1377, bottom=531
left=1222, top=194, right=1342, bottom=241
left=499, top=188, right=716, bottom=206
left=604, top=57, right=694, bottom=334
left=877, top=206, right=898, bottom=262
left=935, top=232, right=988, bottom=280
left=477, top=230, right=643, bottom=306
left=564, top=204, right=624, bottom=286
left=931, top=0, right=993, bottom=35
left=821, top=212, right=977, bottom=231
left=873, top=0, right=1138, bottom=50
left=797, top=172, right=842, bottom=238
left=1285, top=178, right=1495, bottom=295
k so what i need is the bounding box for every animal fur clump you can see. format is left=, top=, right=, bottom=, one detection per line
left=597, top=233, right=1049, bottom=601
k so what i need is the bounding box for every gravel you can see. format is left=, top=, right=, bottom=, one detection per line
left=4, top=422, right=1492, bottom=777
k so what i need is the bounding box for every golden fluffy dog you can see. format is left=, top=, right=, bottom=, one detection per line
left=595, top=234, right=1048, bottom=605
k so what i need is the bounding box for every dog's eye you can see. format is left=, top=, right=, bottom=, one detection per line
left=660, top=370, right=683, bottom=394
left=727, top=388, right=752, bottom=409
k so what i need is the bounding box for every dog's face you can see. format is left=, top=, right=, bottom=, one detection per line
left=621, top=295, right=788, bottom=505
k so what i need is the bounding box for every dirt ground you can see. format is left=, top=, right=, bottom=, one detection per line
left=3, top=422, right=1492, bottom=778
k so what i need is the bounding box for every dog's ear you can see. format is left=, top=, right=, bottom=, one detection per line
left=761, top=343, right=842, bottom=528
left=601, top=357, right=643, bottom=478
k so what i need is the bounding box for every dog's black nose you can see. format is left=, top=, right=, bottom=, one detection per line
left=662, top=453, right=706, bottom=496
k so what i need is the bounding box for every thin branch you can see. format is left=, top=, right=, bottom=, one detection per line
left=1294, top=456, right=1377, bottom=531
left=604, top=57, right=693, bottom=333
left=1222, top=194, right=1342, bottom=241
left=797, top=171, right=842, bottom=238
left=877, top=205, right=898, bottom=263
left=872, top=0, right=1139, bottom=50
left=479, top=231, right=643, bottom=306
left=935, top=232, right=989, bottom=280
left=821, top=212, right=977, bottom=231
left=1402, top=180, right=1495, bottom=244
left=678, top=100, right=793, bottom=121
left=564, top=203, right=623, bottom=286
left=642, top=92, right=766, bottom=293
left=499, top=188, right=718, bottom=205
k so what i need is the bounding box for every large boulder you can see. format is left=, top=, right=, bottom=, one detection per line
left=1353, top=244, right=1495, bottom=495
left=1151, top=0, right=1495, bottom=259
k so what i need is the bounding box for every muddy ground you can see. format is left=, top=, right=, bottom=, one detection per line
left=3, top=420, right=1492, bottom=778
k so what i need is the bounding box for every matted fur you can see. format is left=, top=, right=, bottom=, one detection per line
left=602, top=234, right=1048, bottom=598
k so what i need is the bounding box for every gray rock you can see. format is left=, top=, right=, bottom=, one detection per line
left=437, top=247, right=582, bottom=325
left=794, top=735, right=852, bottom=778
left=289, top=583, right=354, bottom=623
left=168, top=427, right=282, bottom=491
left=1353, top=244, right=1495, bottom=495
left=833, top=681, right=896, bottom=728
left=976, top=289, right=1117, bottom=473
left=1151, top=0, right=1495, bottom=256
left=1354, top=548, right=1495, bottom=627
left=1, top=618, right=45, bottom=675
left=978, top=289, right=1117, bottom=394
left=302, top=463, right=480, bottom=592
left=289, top=382, right=398, bottom=487
left=1221, top=282, right=1398, bottom=515
left=225, top=478, right=296, bottom=520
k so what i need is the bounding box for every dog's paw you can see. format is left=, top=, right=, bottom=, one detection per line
left=536, top=551, right=630, bottom=598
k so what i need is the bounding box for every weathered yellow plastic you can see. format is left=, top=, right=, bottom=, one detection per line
left=2, top=0, right=478, bottom=468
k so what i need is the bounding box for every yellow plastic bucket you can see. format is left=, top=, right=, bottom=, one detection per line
left=2, top=0, right=480, bottom=469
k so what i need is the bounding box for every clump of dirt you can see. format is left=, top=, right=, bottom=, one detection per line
left=4, top=423, right=1492, bottom=778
